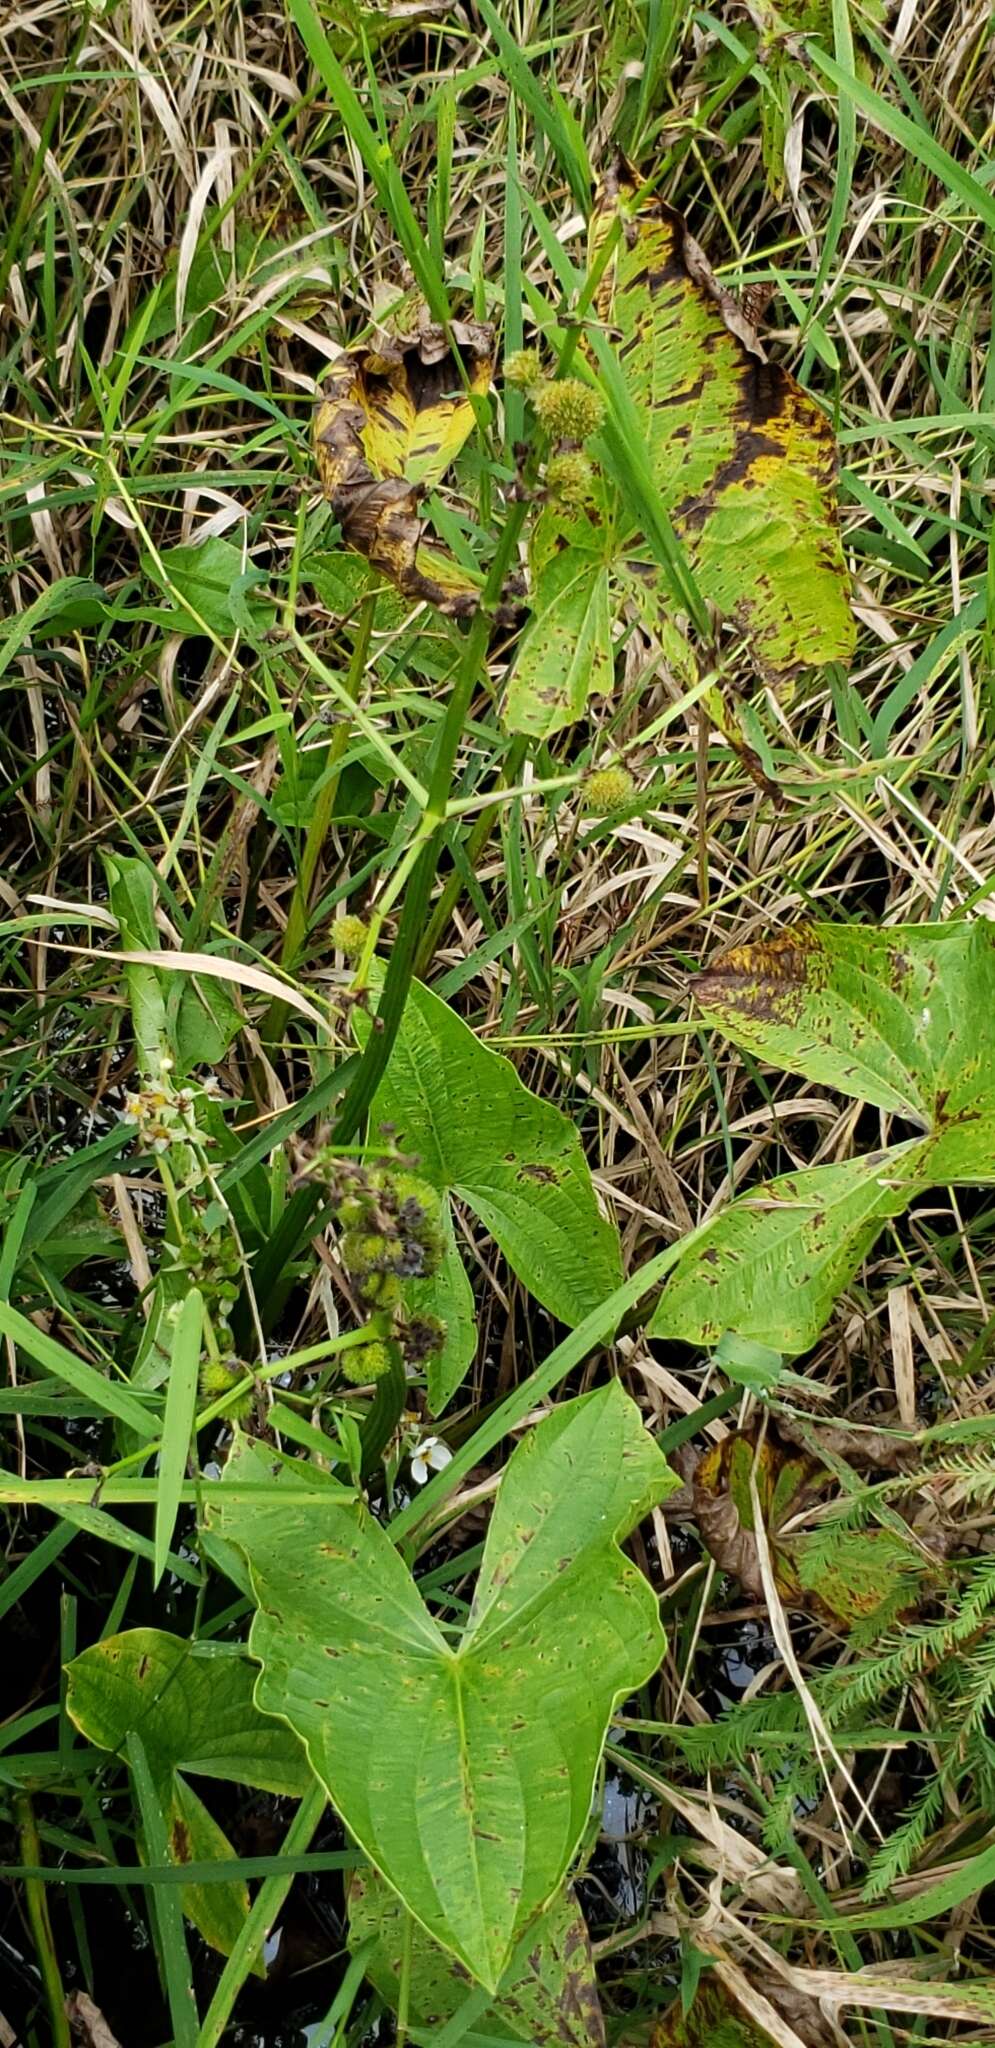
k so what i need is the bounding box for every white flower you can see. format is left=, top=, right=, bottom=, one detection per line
left=410, top=1435, right=453, bottom=1486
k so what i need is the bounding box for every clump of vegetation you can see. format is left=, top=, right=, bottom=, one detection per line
left=2, top=0, right=995, bottom=2043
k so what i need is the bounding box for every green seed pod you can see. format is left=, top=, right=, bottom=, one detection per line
left=360, top=1269, right=401, bottom=1311
left=390, top=1171, right=441, bottom=1221
left=531, top=377, right=605, bottom=439
left=582, top=764, right=636, bottom=815
left=199, top=1358, right=252, bottom=1420
left=341, top=1230, right=390, bottom=1279
left=339, top=1338, right=392, bottom=1386
left=545, top=451, right=595, bottom=506
left=334, top=913, right=368, bottom=960
left=504, top=347, right=543, bottom=388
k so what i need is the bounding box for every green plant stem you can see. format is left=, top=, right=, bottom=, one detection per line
left=414, top=735, right=528, bottom=976
left=14, top=1792, right=71, bottom=2048
left=195, top=1782, right=326, bottom=2048
left=283, top=591, right=377, bottom=972
left=262, top=591, right=378, bottom=1049
left=330, top=506, right=531, bottom=1145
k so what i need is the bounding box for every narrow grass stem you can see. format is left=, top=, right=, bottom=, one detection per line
left=14, top=1793, right=71, bottom=2048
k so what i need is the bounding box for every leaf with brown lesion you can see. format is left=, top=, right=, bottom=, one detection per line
left=692, top=1425, right=927, bottom=1629
left=314, top=322, right=495, bottom=619
left=591, top=160, right=855, bottom=682
left=348, top=1868, right=606, bottom=2046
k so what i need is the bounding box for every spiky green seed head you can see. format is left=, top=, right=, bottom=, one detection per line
left=582, top=764, right=636, bottom=815
left=199, top=1359, right=252, bottom=1419
left=390, top=1172, right=442, bottom=1226
left=340, top=1338, right=392, bottom=1386
left=504, top=348, right=543, bottom=389
left=360, top=1269, right=401, bottom=1310
left=545, top=451, right=595, bottom=505
left=340, top=1230, right=391, bottom=1286
left=531, top=377, right=605, bottom=439
left=336, top=1192, right=368, bottom=1230
left=334, top=914, right=368, bottom=960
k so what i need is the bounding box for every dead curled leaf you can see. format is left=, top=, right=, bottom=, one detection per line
left=66, top=1993, right=123, bottom=2048
left=693, top=1428, right=825, bottom=1604
left=646, top=1966, right=814, bottom=2048
left=314, top=321, right=520, bottom=623
left=692, top=1427, right=926, bottom=1627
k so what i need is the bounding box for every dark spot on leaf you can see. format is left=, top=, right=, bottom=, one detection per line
left=170, top=1819, right=192, bottom=1864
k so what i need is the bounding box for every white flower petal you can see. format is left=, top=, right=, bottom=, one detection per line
left=426, top=1440, right=452, bottom=1472
left=410, top=1455, right=429, bottom=1486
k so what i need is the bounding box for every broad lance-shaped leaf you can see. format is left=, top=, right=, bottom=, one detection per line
left=505, top=548, right=612, bottom=737
left=591, top=162, right=854, bottom=681
left=652, top=918, right=995, bottom=1356
left=214, top=1381, right=677, bottom=1992
left=693, top=919, right=995, bottom=1177
left=66, top=1630, right=311, bottom=1961
left=650, top=1141, right=931, bottom=1354
left=349, top=1868, right=605, bottom=2045
left=358, top=972, right=623, bottom=1411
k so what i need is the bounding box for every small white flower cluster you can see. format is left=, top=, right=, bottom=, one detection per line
left=119, top=1060, right=223, bottom=1153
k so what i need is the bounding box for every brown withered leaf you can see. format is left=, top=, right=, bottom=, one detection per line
left=693, top=1427, right=825, bottom=1603
left=328, top=1, right=450, bottom=58
left=643, top=1974, right=802, bottom=2048
left=693, top=1426, right=927, bottom=1629
left=314, top=322, right=505, bottom=620
left=66, top=1994, right=123, bottom=2048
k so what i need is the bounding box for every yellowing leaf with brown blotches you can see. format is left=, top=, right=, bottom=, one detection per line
left=591, top=161, right=855, bottom=681
left=314, top=322, right=493, bottom=618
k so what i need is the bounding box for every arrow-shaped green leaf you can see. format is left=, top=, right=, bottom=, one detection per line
left=692, top=919, right=995, bottom=1131
left=214, top=1381, right=676, bottom=1992
left=359, top=973, right=623, bottom=1409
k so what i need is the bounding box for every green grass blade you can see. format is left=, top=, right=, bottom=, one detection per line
left=125, top=1733, right=198, bottom=2047
left=0, top=1302, right=155, bottom=1434
left=808, top=45, right=995, bottom=232
left=473, top=0, right=591, bottom=212
left=153, top=1289, right=204, bottom=1586
left=284, top=0, right=449, bottom=325
left=195, top=1782, right=327, bottom=2048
